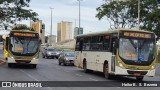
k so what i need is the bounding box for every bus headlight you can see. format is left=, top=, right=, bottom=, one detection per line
left=151, top=65, right=155, bottom=69
left=9, top=56, right=14, bottom=59
left=118, top=61, right=124, bottom=68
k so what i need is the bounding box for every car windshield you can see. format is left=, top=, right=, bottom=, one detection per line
left=119, top=38, right=155, bottom=61
left=10, top=37, right=39, bottom=55
left=64, top=52, right=75, bottom=57
left=47, top=49, right=55, bottom=51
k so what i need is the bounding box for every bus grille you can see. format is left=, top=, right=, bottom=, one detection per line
left=127, top=70, right=148, bottom=75
left=15, top=60, right=31, bottom=64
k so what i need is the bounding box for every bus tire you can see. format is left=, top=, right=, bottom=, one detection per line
left=83, top=61, right=90, bottom=73
left=136, top=76, right=144, bottom=81
left=103, top=63, right=111, bottom=79
left=8, top=63, right=12, bottom=68
left=32, top=64, right=37, bottom=68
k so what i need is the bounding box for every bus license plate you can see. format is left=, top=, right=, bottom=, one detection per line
left=20, top=62, right=26, bottom=64
left=133, top=73, right=141, bottom=76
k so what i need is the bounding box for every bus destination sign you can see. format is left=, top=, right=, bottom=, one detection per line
left=13, top=32, right=36, bottom=37
left=123, top=32, right=152, bottom=38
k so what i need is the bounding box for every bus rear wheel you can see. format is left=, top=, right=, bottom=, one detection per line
left=136, top=76, right=144, bottom=81
left=104, top=64, right=111, bottom=79
left=83, top=61, right=91, bottom=73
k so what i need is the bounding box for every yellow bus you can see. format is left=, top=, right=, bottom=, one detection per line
left=75, top=29, right=157, bottom=81
left=4, top=30, right=40, bottom=68
left=3, top=35, right=9, bottom=60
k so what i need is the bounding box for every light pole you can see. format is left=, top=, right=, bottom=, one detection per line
left=78, top=0, right=82, bottom=34
left=50, top=7, right=54, bottom=45
left=138, top=0, right=140, bottom=30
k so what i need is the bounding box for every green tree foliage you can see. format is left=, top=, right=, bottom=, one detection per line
left=12, top=24, right=35, bottom=31
left=96, top=0, right=160, bottom=35
left=0, top=0, right=38, bottom=24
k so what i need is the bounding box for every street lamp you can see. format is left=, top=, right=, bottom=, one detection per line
left=78, top=0, right=82, bottom=34
left=138, top=0, right=140, bottom=30
left=50, top=7, right=54, bottom=45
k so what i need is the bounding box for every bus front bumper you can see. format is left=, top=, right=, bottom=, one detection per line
left=114, top=66, right=155, bottom=77
left=7, top=57, right=38, bottom=64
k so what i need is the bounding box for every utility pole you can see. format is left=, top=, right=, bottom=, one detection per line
left=78, top=0, right=82, bottom=34
left=138, top=0, right=140, bottom=30
left=50, top=7, right=54, bottom=45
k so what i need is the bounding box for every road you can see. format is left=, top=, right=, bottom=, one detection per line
left=0, top=50, right=160, bottom=90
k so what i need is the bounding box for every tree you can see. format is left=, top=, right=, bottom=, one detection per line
left=0, top=0, right=38, bottom=26
left=96, top=0, right=160, bottom=36
left=96, top=1, right=133, bottom=29
left=12, top=24, right=35, bottom=31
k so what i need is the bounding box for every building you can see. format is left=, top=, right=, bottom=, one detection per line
left=57, top=21, right=72, bottom=42
left=74, top=27, right=83, bottom=38
left=31, top=20, right=45, bottom=44
left=47, top=35, right=56, bottom=44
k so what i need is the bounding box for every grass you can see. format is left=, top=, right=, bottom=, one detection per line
left=157, top=51, right=160, bottom=63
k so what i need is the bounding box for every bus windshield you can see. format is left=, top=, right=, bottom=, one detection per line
left=10, top=37, right=39, bottom=56
left=119, top=38, right=155, bottom=62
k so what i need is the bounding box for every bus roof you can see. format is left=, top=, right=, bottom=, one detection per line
left=76, top=29, right=155, bottom=38
left=11, top=30, right=38, bottom=33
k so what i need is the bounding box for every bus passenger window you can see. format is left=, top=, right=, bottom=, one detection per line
left=104, top=35, right=110, bottom=50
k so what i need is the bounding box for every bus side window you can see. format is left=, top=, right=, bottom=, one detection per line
left=79, top=38, right=83, bottom=51
left=111, top=38, right=118, bottom=55
left=104, top=35, right=110, bottom=51
left=75, top=38, right=80, bottom=51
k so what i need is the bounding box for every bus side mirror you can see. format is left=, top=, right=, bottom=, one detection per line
left=115, top=40, right=119, bottom=48
left=39, top=40, right=42, bottom=44
left=6, top=37, right=9, bottom=51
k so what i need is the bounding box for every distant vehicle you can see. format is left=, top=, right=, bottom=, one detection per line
left=58, top=51, right=75, bottom=66
left=0, top=42, right=3, bottom=49
left=4, top=30, right=40, bottom=68
left=42, top=48, right=61, bottom=59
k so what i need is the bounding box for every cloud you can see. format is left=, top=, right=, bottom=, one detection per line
left=18, top=0, right=109, bottom=36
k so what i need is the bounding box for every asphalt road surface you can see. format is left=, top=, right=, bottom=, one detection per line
left=0, top=49, right=160, bottom=90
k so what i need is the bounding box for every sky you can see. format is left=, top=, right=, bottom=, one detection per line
left=19, top=0, right=110, bottom=36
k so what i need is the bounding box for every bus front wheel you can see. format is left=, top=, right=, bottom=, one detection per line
left=31, top=64, right=37, bottom=68
left=8, top=63, right=14, bottom=68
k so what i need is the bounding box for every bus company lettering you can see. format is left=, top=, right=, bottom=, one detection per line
left=124, top=32, right=151, bottom=38
left=14, top=33, right=35, bottom=37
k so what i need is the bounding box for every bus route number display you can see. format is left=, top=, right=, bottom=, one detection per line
left=123, top=32, right=151, bottom=38
left=13, top=33, right=36, bottom=37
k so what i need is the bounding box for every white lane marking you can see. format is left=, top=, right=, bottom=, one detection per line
left=56, top=67, right=60, bottom=70
left=20, top=70, right=53, bottom=90
left=65, top=70, right=70, bottom=72
left=20, top=70, right=39, bottom=81
left=89, top=78, right=99, bottom=81
left=75, top=74, right=83, bottom=76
